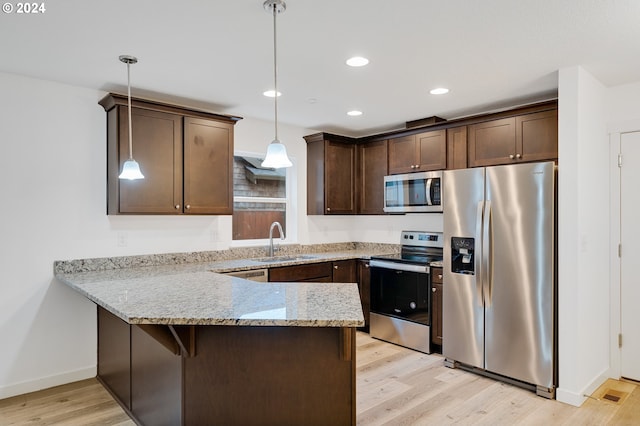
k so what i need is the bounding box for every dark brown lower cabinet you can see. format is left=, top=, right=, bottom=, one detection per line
left=431, top=267, right=443, bottom=350
left=97, top=307, right=356, bottom=426
left=357, top=260, right=371, bottom=332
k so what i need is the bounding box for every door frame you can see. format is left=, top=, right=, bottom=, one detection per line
left=608, top=119, right=640, bottom=380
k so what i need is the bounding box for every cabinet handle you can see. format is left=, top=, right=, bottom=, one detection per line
left=432, top=287, right=436, bottom=293
left=365, top=264, right=370, bottom=268
left=516, top=153, right=522, bottom=159
left=438, top=274, right=443, bottom=280
left=410, top=165, right=415, bottom=169
left=509, top=154, right=515, bottom=159
left=334, top=265, right=339, bottom=270
left=175, top=204, right=180, bottom=210
left=185, top=204, right=191, bottom=210
left=415, top=164, right=420, bottom=169
left=327, top=207, right=331, bottom=212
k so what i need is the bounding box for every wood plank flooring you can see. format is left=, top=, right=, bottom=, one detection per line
left=1, top=332, right=638, bottom=425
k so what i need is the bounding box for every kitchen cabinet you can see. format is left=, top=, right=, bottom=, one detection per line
left=97, top=307, right=357, bottom=425
left=388, top=129, right=446, bottom=174
left=446, top=126, right=468, bottom=170
left=332, top=259, right=357, bottom=283
left=269, top=260, right=357, bottom=283
left=357, top=260, right=371, bottom=331
left=468, top=109, right=557, bottom=167
left=305, top=133, right=357, bottom=215
left=100, top=94, right=240, bottom=215
left=357, top=139, right=388, bottom=214
left=269, top=262, right=333, bottom=282
left=431, top=267, right=443, bottom=349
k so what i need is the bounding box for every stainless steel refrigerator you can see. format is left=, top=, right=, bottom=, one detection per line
left=442, top=161, right=556, bottom=398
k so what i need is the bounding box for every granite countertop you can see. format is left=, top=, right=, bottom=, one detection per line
left=55, top=245, right=399, bottom=328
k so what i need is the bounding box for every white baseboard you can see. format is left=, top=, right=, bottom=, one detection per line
left=0, top=366, right=96, bottom=400
left=556, top=368, right=609, bottom=407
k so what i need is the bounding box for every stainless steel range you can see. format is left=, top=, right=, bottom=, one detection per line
left=369, top=230, right=443, bottom=353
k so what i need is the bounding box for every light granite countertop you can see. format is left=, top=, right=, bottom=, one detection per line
left=55, top=245, right=399, bottom=328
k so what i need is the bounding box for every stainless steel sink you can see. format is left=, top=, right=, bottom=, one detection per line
left=255, top=255, right=318, bottom=263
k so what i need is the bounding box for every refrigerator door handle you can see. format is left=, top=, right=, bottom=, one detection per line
left=483, top=200, right=492, bottom=307
left=475, top=201, right=484, bottom=306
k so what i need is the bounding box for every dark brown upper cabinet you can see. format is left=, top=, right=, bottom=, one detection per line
left=446, top=126, right=468, bottom=170
left=357, top=139, right=388, bottom=214
left=100, top=94, right=241, bottom=215
left=305, top=133, right=356, bottom=215
left=388, top=129, right=446, bottom=174
left=468, top=109, right=557, bottom=167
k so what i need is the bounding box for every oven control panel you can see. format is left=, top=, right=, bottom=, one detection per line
left=401, top=231, right=443, bottom=248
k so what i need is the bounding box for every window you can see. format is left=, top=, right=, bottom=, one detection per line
left=232, top=155, right=287, bottom=240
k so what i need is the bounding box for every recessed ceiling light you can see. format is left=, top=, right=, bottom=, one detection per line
left=263, top=90, right=282, bottom=97
left=347, top=110, right=363, bottom=116
left=346, top=56, right=369, bottom=67
left=430, top=87, right=449, bottom=95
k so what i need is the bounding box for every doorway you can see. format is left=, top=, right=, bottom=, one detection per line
left=619, top=131, right=640, bottom=382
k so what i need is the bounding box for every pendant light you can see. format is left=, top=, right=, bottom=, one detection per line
left=261, top=0, right=293, bottom=169
left=118, top=55, right=145, bottom=180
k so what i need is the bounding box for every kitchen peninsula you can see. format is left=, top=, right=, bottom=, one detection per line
left=55, top=253, right=369, bottom=426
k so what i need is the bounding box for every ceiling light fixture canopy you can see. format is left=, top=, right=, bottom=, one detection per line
left=261, top=0, right=292, bottom=169
left=118, top=55, right=144, bottom=180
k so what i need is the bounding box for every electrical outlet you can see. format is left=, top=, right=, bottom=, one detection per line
left=117, top=232, right=128, bottom=247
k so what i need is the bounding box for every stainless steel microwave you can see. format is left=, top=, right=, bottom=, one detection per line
left=383, top=171, right=443, bottom=213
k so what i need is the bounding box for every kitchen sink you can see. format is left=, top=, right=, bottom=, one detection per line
left=255, top=255, right=318, bottom=263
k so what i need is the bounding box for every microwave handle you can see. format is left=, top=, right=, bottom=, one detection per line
left=426, top=178, right=432, bottom=206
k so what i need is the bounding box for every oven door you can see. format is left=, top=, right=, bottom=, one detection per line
left=370, top=260, right=431, bottom=325
left=369, top=259, right=432, bottom=353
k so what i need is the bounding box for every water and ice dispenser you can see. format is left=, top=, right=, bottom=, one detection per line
left=451, top=237, right=475, bottom=275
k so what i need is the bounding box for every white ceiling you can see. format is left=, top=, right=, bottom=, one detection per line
left=1, top=0, right=639, bottom=137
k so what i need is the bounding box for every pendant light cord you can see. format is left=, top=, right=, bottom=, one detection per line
left=272, top=4, right=279, bottom=142
left=127, top=61, right=134, bottom=160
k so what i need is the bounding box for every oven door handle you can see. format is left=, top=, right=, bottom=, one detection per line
left=369, top=259, right=429, bottom=274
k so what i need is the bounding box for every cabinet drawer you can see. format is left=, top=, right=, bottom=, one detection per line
left=269, top=262, right=333, bottom=282
left=431, top=267, right=443, bottom=284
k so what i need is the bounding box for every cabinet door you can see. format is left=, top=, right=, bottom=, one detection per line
left=357, top=140, right=387, bottom=214
left=516, top=110, right=558, bottom=162
left=467, top=117, right=516, bottom=167
left=325, top=140, right=356, bottom=214
left=446, top=126, right=468, bottom=170
left=332, top=259, right=357, bottom=283
left=357, top=260, right=371, bottom=330
left=388, top=135, right=417, bottom=174
left=416, top=130, right=446, bottom=171
left=183, top=117, right=233, bottom=214
left=117, top=107, right=183, bottom=213
left=430, top=267, right=443, bottom=347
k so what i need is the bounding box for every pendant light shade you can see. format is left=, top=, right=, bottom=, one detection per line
left=118, top=55, right=145, bottom=180
left=261, top=0, right=292, bottom=169
left=262, top=139, right=293, bottom=168
left=119, top=159, right=145, bottom=180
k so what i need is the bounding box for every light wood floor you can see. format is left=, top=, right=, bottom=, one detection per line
left=1, top=332, right=638, bottom=425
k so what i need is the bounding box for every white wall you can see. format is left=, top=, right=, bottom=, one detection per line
left=556, top=66, right=610, bottom=406
left=0, top=71, right=435, bottom=398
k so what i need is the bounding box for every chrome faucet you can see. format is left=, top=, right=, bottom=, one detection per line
left=268, top=221, right=285, bottom=257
